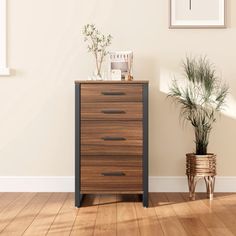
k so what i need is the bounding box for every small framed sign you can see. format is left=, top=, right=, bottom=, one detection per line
left=170, top=0, right=226, bottom=29
left=109, top=51, right=133, bottom=80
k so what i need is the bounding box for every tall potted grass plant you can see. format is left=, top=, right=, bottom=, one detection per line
left=168, top=56, right=229, bottom=199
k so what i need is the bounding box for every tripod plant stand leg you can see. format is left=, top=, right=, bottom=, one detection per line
left=187, top=175, right=196, bottom=200
left=204, top=176, right=215, bottom=200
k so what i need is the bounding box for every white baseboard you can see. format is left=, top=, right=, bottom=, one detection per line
left=0, top=176, right=236, bottom=192
left=0, top=176, right=73, bottom=192
left=149, top=176, right=236, bottom=192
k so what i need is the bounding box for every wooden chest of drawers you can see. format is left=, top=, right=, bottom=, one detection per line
left=75, top=81, right=149, bottom=207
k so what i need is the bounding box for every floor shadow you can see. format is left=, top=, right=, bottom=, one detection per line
left=75, top=193, right=236, bottom=208
left=149, top=192, right=236, bottom=208
left=79, top=194, right=142, bottom=208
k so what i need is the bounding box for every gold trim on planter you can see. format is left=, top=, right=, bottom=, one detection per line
left=186, top=153, right=216, bottom=200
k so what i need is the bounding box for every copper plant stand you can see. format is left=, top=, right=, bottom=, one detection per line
left=186, top=153, right=216, bottom=200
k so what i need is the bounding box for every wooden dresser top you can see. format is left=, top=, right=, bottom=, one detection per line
left=75, top=80, right=149, bottom=84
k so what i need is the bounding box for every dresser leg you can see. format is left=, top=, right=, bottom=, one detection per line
left=75, top=194, right=84, bottom=208
left=143, top=192, right=149, bottom=208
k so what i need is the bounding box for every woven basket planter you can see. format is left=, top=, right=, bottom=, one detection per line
left=186, top=153, right=216, bottom=200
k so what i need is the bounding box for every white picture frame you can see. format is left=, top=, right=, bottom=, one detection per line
left=0, top=0, right=10, bottom=75
left=109, top=51, right=133, bottom=80
left=170, top=0, right=226, bottom=29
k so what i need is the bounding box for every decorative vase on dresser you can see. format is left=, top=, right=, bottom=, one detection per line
left=75, top=80, right=149, bottom=207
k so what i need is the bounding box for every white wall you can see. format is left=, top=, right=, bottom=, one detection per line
left=0, top=0, right=236, bottom=178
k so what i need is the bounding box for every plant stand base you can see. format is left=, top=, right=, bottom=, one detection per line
left=186, top=154, right=216, bottom=201
left=187, top=175, right=215, bottom=200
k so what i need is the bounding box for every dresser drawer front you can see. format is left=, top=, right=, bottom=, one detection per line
left=81, top=102, right=143, bottom=121
left=81, top=84, right=143, bottom=102
left=81, top=156, right=143, bottom=192
left=81, top=144, right=142, bottom=156
left=81, top=120, right=142, bottom=142
left=81, top=121, right=143, bottom=155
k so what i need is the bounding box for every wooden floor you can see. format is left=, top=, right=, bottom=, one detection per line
left=0, top=193, right=236, bottom=236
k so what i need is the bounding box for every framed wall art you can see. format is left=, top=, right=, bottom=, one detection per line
left=0, top=0, right=10, bottom=75
left=170, top=0, right=226, bottom=29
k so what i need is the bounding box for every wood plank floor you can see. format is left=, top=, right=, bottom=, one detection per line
left=0, top=193, right=236, bottom=235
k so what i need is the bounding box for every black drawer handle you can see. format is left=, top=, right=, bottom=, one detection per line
left=101, top=92, right=126, bottom=96
left=101, top=109, right=126, bottom=114
left=101, top=172, right=126, bottom=176
left=102, top=137, right=126, bottom=141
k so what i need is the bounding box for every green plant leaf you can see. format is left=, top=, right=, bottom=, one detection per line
left=168, top=56, right=229, bottom=155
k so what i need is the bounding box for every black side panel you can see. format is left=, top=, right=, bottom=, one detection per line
left=75, top=84, right=83, bottom=207
left=143, top=83, right=149, bottom=207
